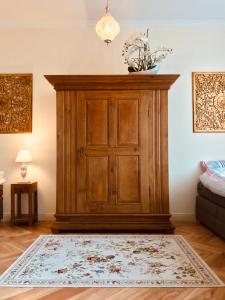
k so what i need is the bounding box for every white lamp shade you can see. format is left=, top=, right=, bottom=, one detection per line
left=15, top=150, right=32, bottom=163
left=96, top=11, right=120, bottom=44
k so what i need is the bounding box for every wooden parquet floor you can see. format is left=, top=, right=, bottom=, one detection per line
left=0, top=221, right=224, bottom=300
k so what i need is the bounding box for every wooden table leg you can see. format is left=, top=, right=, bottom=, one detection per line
left=28, top=191, right=33, bottom=226
left=34, top=191, right=38, bottom=222
left=17, top=192, right=21, bottom=217
left=0, top=185, right=3, bottom=222
left=11, top=186, right=15, bottom=225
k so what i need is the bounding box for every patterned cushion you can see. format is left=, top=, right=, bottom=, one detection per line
left=200, top=160, right=225, bottom=183
left=201, top=160, right=225, bottom=172
left=206, top=168, right=225, bottom=181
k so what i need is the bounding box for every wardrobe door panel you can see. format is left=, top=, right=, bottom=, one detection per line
left=117, top=156, right=140, bottom=203
left=87, top=156, right=109, bottom=203
left=77, top=91, right=150, bottom=214
left=86, top=100, right=108, bottom=146
left=117, top=100, right=139, bottom=145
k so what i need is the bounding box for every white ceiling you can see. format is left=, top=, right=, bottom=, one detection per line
left=0, top=0, right=225, bottom=24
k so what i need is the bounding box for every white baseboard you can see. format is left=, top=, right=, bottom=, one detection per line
left=38, top=214, right=55, bottom=221
left=40, top=214, right=196, bottom=222
left=3, top=213, right=55, bottom=222
left=171, top=213, right=196, bottom=222
left=3, top=213, right=196, bottom=222
left=2, top=213, right=12, bottom=222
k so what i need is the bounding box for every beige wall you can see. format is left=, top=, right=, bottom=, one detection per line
left=0, top=23, right=225, bottom=220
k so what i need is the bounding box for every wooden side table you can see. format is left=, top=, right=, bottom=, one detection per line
left=11, top=182, right=38, bottom=226
left=0, top=185, right=3, bottom=221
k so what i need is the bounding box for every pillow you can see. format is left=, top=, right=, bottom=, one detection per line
left=200, top=172, right=225, bottom=196
left=206, top=168, right=225, bottom=181
left=201, top=160, right=225, bottom=172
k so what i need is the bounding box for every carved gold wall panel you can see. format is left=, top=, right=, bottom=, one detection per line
left=193, top=72, right=225, bottom=132
left=0, top=74, right=32, bottom=133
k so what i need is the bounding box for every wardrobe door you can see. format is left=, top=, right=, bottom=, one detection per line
left=77, top=91, right=150, bottom=214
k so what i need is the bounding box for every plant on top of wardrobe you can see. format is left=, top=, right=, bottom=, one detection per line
left=122, top=28, right=173, bottom=73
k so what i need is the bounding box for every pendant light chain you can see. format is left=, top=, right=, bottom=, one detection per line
left=106, top=0, right=109, bottom=12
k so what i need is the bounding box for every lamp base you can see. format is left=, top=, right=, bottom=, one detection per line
left=20, top=164, right=27, bottom=179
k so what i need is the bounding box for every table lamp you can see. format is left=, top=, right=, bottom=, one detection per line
left=15, top=150, right=32, bottom=182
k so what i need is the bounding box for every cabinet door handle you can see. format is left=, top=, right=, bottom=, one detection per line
left=79, top=147, right=85, bottom=157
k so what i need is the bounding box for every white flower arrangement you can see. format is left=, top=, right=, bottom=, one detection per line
left=122, top=29, right=172, bottom=73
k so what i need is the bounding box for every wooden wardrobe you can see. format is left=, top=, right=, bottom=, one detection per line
left=45, top=75, right=179, bottom=233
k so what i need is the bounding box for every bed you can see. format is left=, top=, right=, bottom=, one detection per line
left=196, top=161, right=225, bottom=240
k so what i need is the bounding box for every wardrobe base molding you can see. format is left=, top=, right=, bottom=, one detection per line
left=51, top=214, right=174, bottom=233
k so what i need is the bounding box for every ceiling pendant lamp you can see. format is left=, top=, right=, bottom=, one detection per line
left=96, top=0, right=120, bottom=45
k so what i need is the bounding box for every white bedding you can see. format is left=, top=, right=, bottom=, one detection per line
left=200, top=172, right=225, bottom=197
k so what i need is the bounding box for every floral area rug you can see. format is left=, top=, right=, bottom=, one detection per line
left=0, top=235, right=224, bottom=288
